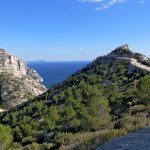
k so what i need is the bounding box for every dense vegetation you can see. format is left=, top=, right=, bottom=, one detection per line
left=1, top=53, right=150, bottom=149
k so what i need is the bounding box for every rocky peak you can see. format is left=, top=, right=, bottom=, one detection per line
left=115, top=44, right=131, bottom=51
left=107, top=44, right=134, bottom=58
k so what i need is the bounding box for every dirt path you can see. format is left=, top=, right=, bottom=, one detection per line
left=0, top=108, right=6, bottom=113
left=96, top=127, right=150, bottom=150
left=116, top=57, right=150, bottom=72
left=131, top=58, right=150, bottom=72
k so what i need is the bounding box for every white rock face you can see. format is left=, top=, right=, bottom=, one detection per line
left=0, top=49, right=47, bottom=108
left=0, top=49, right=43, bottom=81
left=0, top=49, right=26, bottom=76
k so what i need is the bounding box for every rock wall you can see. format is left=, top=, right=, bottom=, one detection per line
left=0, top=49, right=47, bottom=108
left=0, top=49, right=44, bottom=81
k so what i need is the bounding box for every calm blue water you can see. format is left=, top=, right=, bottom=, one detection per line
left=28, top=61, right=90, bottom=88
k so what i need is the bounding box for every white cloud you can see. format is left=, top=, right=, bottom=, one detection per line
left=95, top=0, right=128, bottom=11
left=80, top=0, right=128, bottom=11
left=80, top=0, right=145, bottom=11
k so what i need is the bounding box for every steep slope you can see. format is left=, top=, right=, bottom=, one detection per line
left=0, top=49, right=47, bottom=109
left=1, top=45, right=150, bottom=150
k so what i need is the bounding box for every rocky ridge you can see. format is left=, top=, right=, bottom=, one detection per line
left=0, top=49, right=47, bottom=109
left=86, top=44, right=150, bottom=74
left=109, top=45, right=150, bottom=73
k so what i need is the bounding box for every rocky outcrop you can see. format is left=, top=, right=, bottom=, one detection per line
left=90, top=45, right=150, bottom=74
left=0, top=49, right=44, bottom=81
left=0, top=49, right=47, bottom=109
left=108, top=44, right=150, bottom=65
left=107, top=44, right=134, bottom=58
left=110, top=45, right=150, bottom=73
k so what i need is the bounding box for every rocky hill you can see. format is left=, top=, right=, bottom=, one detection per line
left=87, top=44, right=150, bottom=74
left=1, top=45, right=150, bottom=150
left=0, top=49, right=47, bottom=109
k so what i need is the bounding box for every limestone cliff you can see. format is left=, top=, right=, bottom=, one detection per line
left=0, top=49, right=47, bottom=109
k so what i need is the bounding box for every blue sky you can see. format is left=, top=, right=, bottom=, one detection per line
left=0, top=0, right=149, bottom=61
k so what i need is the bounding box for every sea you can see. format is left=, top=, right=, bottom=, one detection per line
left=28, top=61, right=90, bottom=88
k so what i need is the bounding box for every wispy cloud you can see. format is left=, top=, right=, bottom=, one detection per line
left=96, top=0, right=128, bottom=11
left=80, top=0, right=145, bottom=11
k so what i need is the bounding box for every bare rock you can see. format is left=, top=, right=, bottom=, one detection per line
left=0, top=49, right=47, bottom=108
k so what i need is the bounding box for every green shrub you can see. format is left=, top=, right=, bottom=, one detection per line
left=23, top=142, right=42, bottom=150
left=0, top=124, right=13, bottom=149
left=115, top=114, right=150, bottom=132
left=21, top=136, right=36, bottom=145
